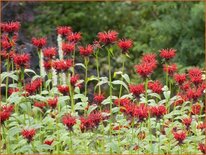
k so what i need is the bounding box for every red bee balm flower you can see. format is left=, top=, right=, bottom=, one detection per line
left=97, top=30, right=118, bottom=45
left=44, top=139, right=54, bottom=146
left=191, top=103, right=201, bottom=115
left=0, top=105, right=13, bottom=124
left=150, top=105, right=167, bottom=118
left=13, top=53, right=30, bottom=69
left=174, top=73, right=186, bottom=85
left=198, top=143, right=206, bottom=154
left=118, top=39, right=133, bottom=53
left=186, top=87, right=202, bottom=101
left=44, top=61, right=52, bottom=71
left=114, top=98, right=131, bottom=107
left=62, top=42, right=75, bottom=55
left=43, top=47, right=57, bottom=59
left=159, top=48, right=176, bottom=60
left=47, top=97, right=58, bottom=109
left=93, top=94, right=105, bottom=104
left=188, top=67, right=202, bottom=85
left=1, top=40, right=12, bottom=50
left=173, top=131, right=186, bottom=144
left=57, top=26, right=72, bottom=36
left=34, top=101, right=46, bottom=109
left=79, top=44, right=93, bottom=57
left=70, top=74, right=79, bottom=86
left=21, top=129, right=36, bottom=143
left=57, top=85, right=69, bottom=95
left=8, top=88, right=19, bottom=95
left=53, top=59, right=73, bottom=72
left=182, top=118, right=192, bottom=129
left=129, top=84, right=145, bottom=98
left=1, top=22, right=20, bottom=33
left=163, top=64, right=177, bottom=76
left=62, top=114, right=76, bottom=130
left=148, top=80, right=163, bottom=94
left=32, top=37, right=47, bottom=49
left=134, top=103, right=149, bottom=121
left=67, top=32, right=82, bottom=43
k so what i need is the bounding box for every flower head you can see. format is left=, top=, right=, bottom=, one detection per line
left=79, top=44, right=93, bottom=57
left=1, top=39, right=12, bottom=50
left=21, top=129, right=36, bottom=143
left=13, top=53, right=30, bottom=69
left=43, top=47, right=57, bottom=59
left=118, top=39, right=133, bottom=53
left=57, top=85, right=69, bottom=95
left=47, top=97, right=58, bottom=109
left=174, top=73, right=186, bottom=85
left=182, top=117, right=192, bottom=129
left=67, top=32, right=82, bottom=43
left=93, top=94, right=105, bottom=104
left=62, top=114, right=76, bottom=130
left=114, top=98, right=131, bottom=107
left=53, top=59, right=73, bottom=73
left=97, top=30, right=118, bottom=45
left=163, top=64, right=177, bottom=76
left=44, top=61, right=52, bottom=71
left=70, top=74, right=79, bottom=86
left=198, top=143, right=206, bottom=154
left=188, top=67, right=202, bottom=85
left=34, top=101, right=46, bottom=109
left=57, top=26, right=72, bottom=37
left=150, top=105, right=167, bottom=118
left=32, top=37, right=47, bottom=49
left=1, top=22, right=20, bottom=33
left=134, top=103, right=149, bottom=121
left=44, top=139, right=54, bottom=146
left=8, top=87, right=19, bottom=95
left=62, top=42, right=75, bottom=55
left=191, top=103, right=201, bottom=115
left=0, top=105, right=14, bottom=124
left=173, top=131, right=186, bottom=144
left=159, top=48, right=176, bottom=60
left=148, top=80, right=163, bottom=94
left=129, top=84, right=145, bottom=98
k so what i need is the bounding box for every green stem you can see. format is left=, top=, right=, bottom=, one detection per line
left=145, top=78, right=148, bottom=103
left=68, top=73, right=75, bottom=113
left=118, top=54, right=125, bottom=99
left=84, top=57, right=89, bottom=96
left=95, top=51, right=101, bottom=94
left=69, top=131, right=73, bottom=153
left=72, top=50, right=76, bottom=75
left=5, top=59, right=10, bottom=101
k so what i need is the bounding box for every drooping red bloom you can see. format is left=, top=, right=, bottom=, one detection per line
left=174, top=73, right=186, bottom=85
left=163, top=64, right=177, bottom=76
left=70, top=74, right=79, bottom=86
left=150, top=105, right=167, bottom=118
left=129, top=84, right=145, bottom=98
left=47, top=97, right=58, bottom=109
left=8, top=88, right=19, bottom=95
left=93, top=94, right=105, bottom=104
left=182, top=117, right=192, bottom=129
left=62, top=114, right=76, bottom=130
left=57, top=26, right=72, bottom=37
left=44, top=139, right=54, bottom=146
left=134, top=103, right=149, bottom=121
left=13, top=53, right=30, bottom=69
left=148, top=80, right=163, bottom=94
left=79, top=44, right=93, bottom=57
left=43, top=61, right=52, bottom=71
left=188, top=67, right=202, bottom=85
left=1, top=39, right=12, bottom=50
left=135, top=53, right=157, bottom=78
left=53, top=59, right=73, bottom=72
left=159, top=48, right=176, bottom=60
left=198, top=143, right=206, bottom=154
left=97, top=30, right=118, bottom=45
left=67, top=32, right=82, bottom=43
left=34, top=101, right=46, bottom=109
left=0, top=105, right=14, bottom=124
left=43, top=47, right=57, bottom=59
left=1, top=22, right=20, bottom=33
left=57, top=85, right=69, bottom=95
left=32, top=37, right=47, bottom=49
left=117, top=39, right=133, bottom=53
left=191, top=103, right=201, bottom=115
left=62, top=42, right=75, bottom=55
left=21, top=129, right=36, bottom=143
left=173, top=131, right=186, bottom=144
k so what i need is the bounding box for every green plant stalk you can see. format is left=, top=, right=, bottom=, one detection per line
left=69, top=131, right=73, bottom=153
left=118, top=54, right=125, bottom=99
left=84, top=57, right=89, bottom=96
left=5, top=59, right=10, bottom=100
left=158, top=120, right=161, bottom=154
left=68, top=73, right=75, bottom=113
left=130, top=118, right=135, bottom=154
left=95, top=51, right=101, bottom=94
left=72, top=50, right=76, bottom=75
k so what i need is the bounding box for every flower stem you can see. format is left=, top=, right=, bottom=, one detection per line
left=5, top=59, right=10, bottom=100
left=73, top=50, right=76, bottom=75
left=145, top=78, right=148, bottom=103
left=95, top=51, right=101, bottom=94
left=84, top=57, right=89, bottom=96
left=118, top=54, right=125, bottom=99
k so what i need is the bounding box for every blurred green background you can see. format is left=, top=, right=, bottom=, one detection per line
left=2, top=1, right=205, bottom=82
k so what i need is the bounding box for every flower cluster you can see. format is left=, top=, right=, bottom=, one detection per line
left=0, top=105, right=14, bottom=124
left=62, top=114, right=76, bottom=130
left=21, top=128, right=36, bottom=143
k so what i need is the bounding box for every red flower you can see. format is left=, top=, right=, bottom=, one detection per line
left=47, top=97, right=58, bottom=109
left=188, top=67, right=202, bottom=85
left=114, top=98, right=131, bottom=107
left=13, top=53, right=30, bottom=69
left=174, top=73, right=186, bottom=85
left=79, top=44, right=93, bottom=57
left=1, top=22, right=20, bottom=33
left=182, top=117, right=192, bottom=129
left=159, top=48, right=176, bottom=60
left=1, top=40, right=12, bottom=50
left=163, top=64, right=177, bottom=76
left=186, top=87, right=202, bottom=101
left=8, top=88, right=19, bottom=95
left=173, top=131, right=186, bottom=144
left=129, top=84, right=145, bottom=98
left=1, top=50, right=15, bottom=60
left=191, top=103, right=201, bottom=115
left=118, top=39, right=133, bottom=53
left=57, top=26, right=72, bottom=36
left=43, top=47, right=57, bottom=59
left=198, top=143, right=206, bottom=154
left=32, top=37, right=47, bottom=49
left=197, top=122, right=206, bottom=130
left=62, top=114, right=76, bottom=130
left=53, top=59, right=73, bottom=72
left=134, top=103, right=149, bottom=121
left=97, top=30, right=118, bottom=45
left=2, top=105, right=14, bottom=112
left=180, top=81, right=191, bottom=91
left=21, top=129, right=36, bottom=143
left=67, top=32, right=82, bottom=43
left=70, top=74, right=79, bottom=86
left=62, top=42, right=75, bottom=55
left=0, top=105, right=13, bottom=124
left=57, top=85, right=69, bottom=95
left=44, top=61, right=52, bottom=71
left=44, top=139, right=54, bottom=146
left=93, top=94, right=105, bottom=104
left=148, top=80, right=163, bottom=94
left=25, top=78, right=42, bottom=95
left=150, top=105, right=167, bottom=118
left=34, top=101, right=46, bottom=109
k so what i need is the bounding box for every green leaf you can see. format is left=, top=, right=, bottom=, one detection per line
left=75, top=63, right=86, bottom=69
left=112, top=80, right=129, bottom=92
